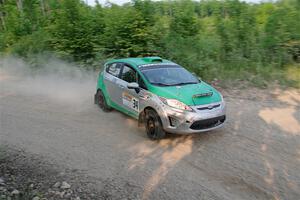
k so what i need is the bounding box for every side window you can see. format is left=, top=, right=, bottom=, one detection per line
left=106, top=63, right=121, bottom=77
left=138, top=75, right=147, bottom=90
left=121, top=65, right=137, bottom=83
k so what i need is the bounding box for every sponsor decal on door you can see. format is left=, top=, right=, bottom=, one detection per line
left=122, top=92, right=139, bottom=112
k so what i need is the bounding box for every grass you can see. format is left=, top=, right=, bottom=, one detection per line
left=200, top=63, right=300, bottom=89
left=284, top=64, right=300, bottom=88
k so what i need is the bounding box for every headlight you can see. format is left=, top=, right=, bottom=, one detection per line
left=159, top=97, right=193, bottom=112
left=219, top=94, right=225, bottom=107
left=220, top=94, right=224, bottom=102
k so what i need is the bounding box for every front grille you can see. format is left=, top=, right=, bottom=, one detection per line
left=197, top=104, right=220, bottom=111
left=190, top=115, right=226, bottom=130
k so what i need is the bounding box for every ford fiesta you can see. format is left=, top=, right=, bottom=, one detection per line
left=95, top=57, right=226, bottom=139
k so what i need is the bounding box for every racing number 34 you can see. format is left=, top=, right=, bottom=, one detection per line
left=122, top=92, right=139, bottom=112
left=132, top=98, right=139, bottom=111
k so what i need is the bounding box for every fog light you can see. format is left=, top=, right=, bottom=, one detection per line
left=168, top=116, right=179, bottom=127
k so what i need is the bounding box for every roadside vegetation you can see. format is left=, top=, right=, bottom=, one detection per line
left=0, top=0, right=299, bottom=88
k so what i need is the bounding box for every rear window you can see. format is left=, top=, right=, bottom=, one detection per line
left=106, top=63, right=121, bottom=77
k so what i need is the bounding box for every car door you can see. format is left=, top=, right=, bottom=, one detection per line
left=118, top=64, right=148, bottom=115
left=103, top=62, right=124, bottom=107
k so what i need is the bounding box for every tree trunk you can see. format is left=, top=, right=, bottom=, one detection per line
left=16, top=0, right=23, bottom=12
left=0, top=12, right=6, bottom=31
left=40, top=0, right=46, bottom=16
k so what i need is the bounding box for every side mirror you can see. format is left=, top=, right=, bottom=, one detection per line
left=127, top=82, right=139, bottom=89
left=127, top=82, right=140, bottom=93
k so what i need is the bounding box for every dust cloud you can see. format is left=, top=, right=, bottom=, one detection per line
left=0, top=56, right=99, bottom=107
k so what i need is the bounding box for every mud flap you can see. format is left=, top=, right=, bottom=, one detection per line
left=94, top=93, right=97, bottom=104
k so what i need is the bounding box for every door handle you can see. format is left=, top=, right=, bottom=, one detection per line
left=119, top=85, right=125, bottom=89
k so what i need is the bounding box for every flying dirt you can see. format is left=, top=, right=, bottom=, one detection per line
left=0, top=56, right=300, bottom=200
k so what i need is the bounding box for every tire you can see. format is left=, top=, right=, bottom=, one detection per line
left=144, top=109, right=166, bottom=140
left=96, top=90, right=112, bottom=112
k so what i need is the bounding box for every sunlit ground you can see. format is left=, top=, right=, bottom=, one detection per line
left=124, top=88, right=300, bottom=199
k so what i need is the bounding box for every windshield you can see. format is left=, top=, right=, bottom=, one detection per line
left=140, top=65, right=199, bottom=86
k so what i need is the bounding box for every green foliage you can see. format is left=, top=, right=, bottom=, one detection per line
left=169, top=0, right=199, bottom=37
left=103, top=4, right=156, bottom=57
left=0, top=0, right=299, bottom=87
left=48, top=0, right=104, bottom=61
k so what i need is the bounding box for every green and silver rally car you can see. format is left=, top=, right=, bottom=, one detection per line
left=95, top=57, right=226, bottom=139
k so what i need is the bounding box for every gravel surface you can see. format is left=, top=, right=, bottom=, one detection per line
left=0, top=147, right=101, bottom=200
left=0, top=65, right=300, bottom=200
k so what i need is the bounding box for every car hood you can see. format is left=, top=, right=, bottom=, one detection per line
left=150, top=81, right=222, bottom=106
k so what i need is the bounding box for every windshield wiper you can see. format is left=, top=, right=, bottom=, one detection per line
left=152, top=82, right=174, bottom=86
left=171, top=82, right=198, bottom=86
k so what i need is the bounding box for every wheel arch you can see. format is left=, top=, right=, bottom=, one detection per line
left=95, top=87, right=112, bottom=107
left=138, top=106, right=162, bottom=127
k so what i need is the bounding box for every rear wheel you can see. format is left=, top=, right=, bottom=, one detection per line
left=145, top=109, right=166, bottom=140
left=96, top=90, right=112, bottom=112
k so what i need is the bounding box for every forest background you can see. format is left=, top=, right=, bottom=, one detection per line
left=1, top=0, right=299, bottom=87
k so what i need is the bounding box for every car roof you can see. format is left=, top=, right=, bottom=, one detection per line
left=106, top=57, right=176, bottom=70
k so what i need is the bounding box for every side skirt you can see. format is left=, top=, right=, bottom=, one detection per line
left=110, top=101, right=139, bottom=120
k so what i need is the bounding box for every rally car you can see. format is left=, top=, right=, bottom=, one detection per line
left=95, top=57, right=226, bottom=139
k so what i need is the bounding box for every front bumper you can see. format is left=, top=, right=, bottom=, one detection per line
left=158, top=101, right=226, bottom=134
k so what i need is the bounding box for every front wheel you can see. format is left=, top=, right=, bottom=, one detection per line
left=95, top=90, right=112, bottom=112
left=144, top=109, right=166, bottom=140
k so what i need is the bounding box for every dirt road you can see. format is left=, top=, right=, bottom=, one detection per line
left=1, top=62, right=300, bottom=200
